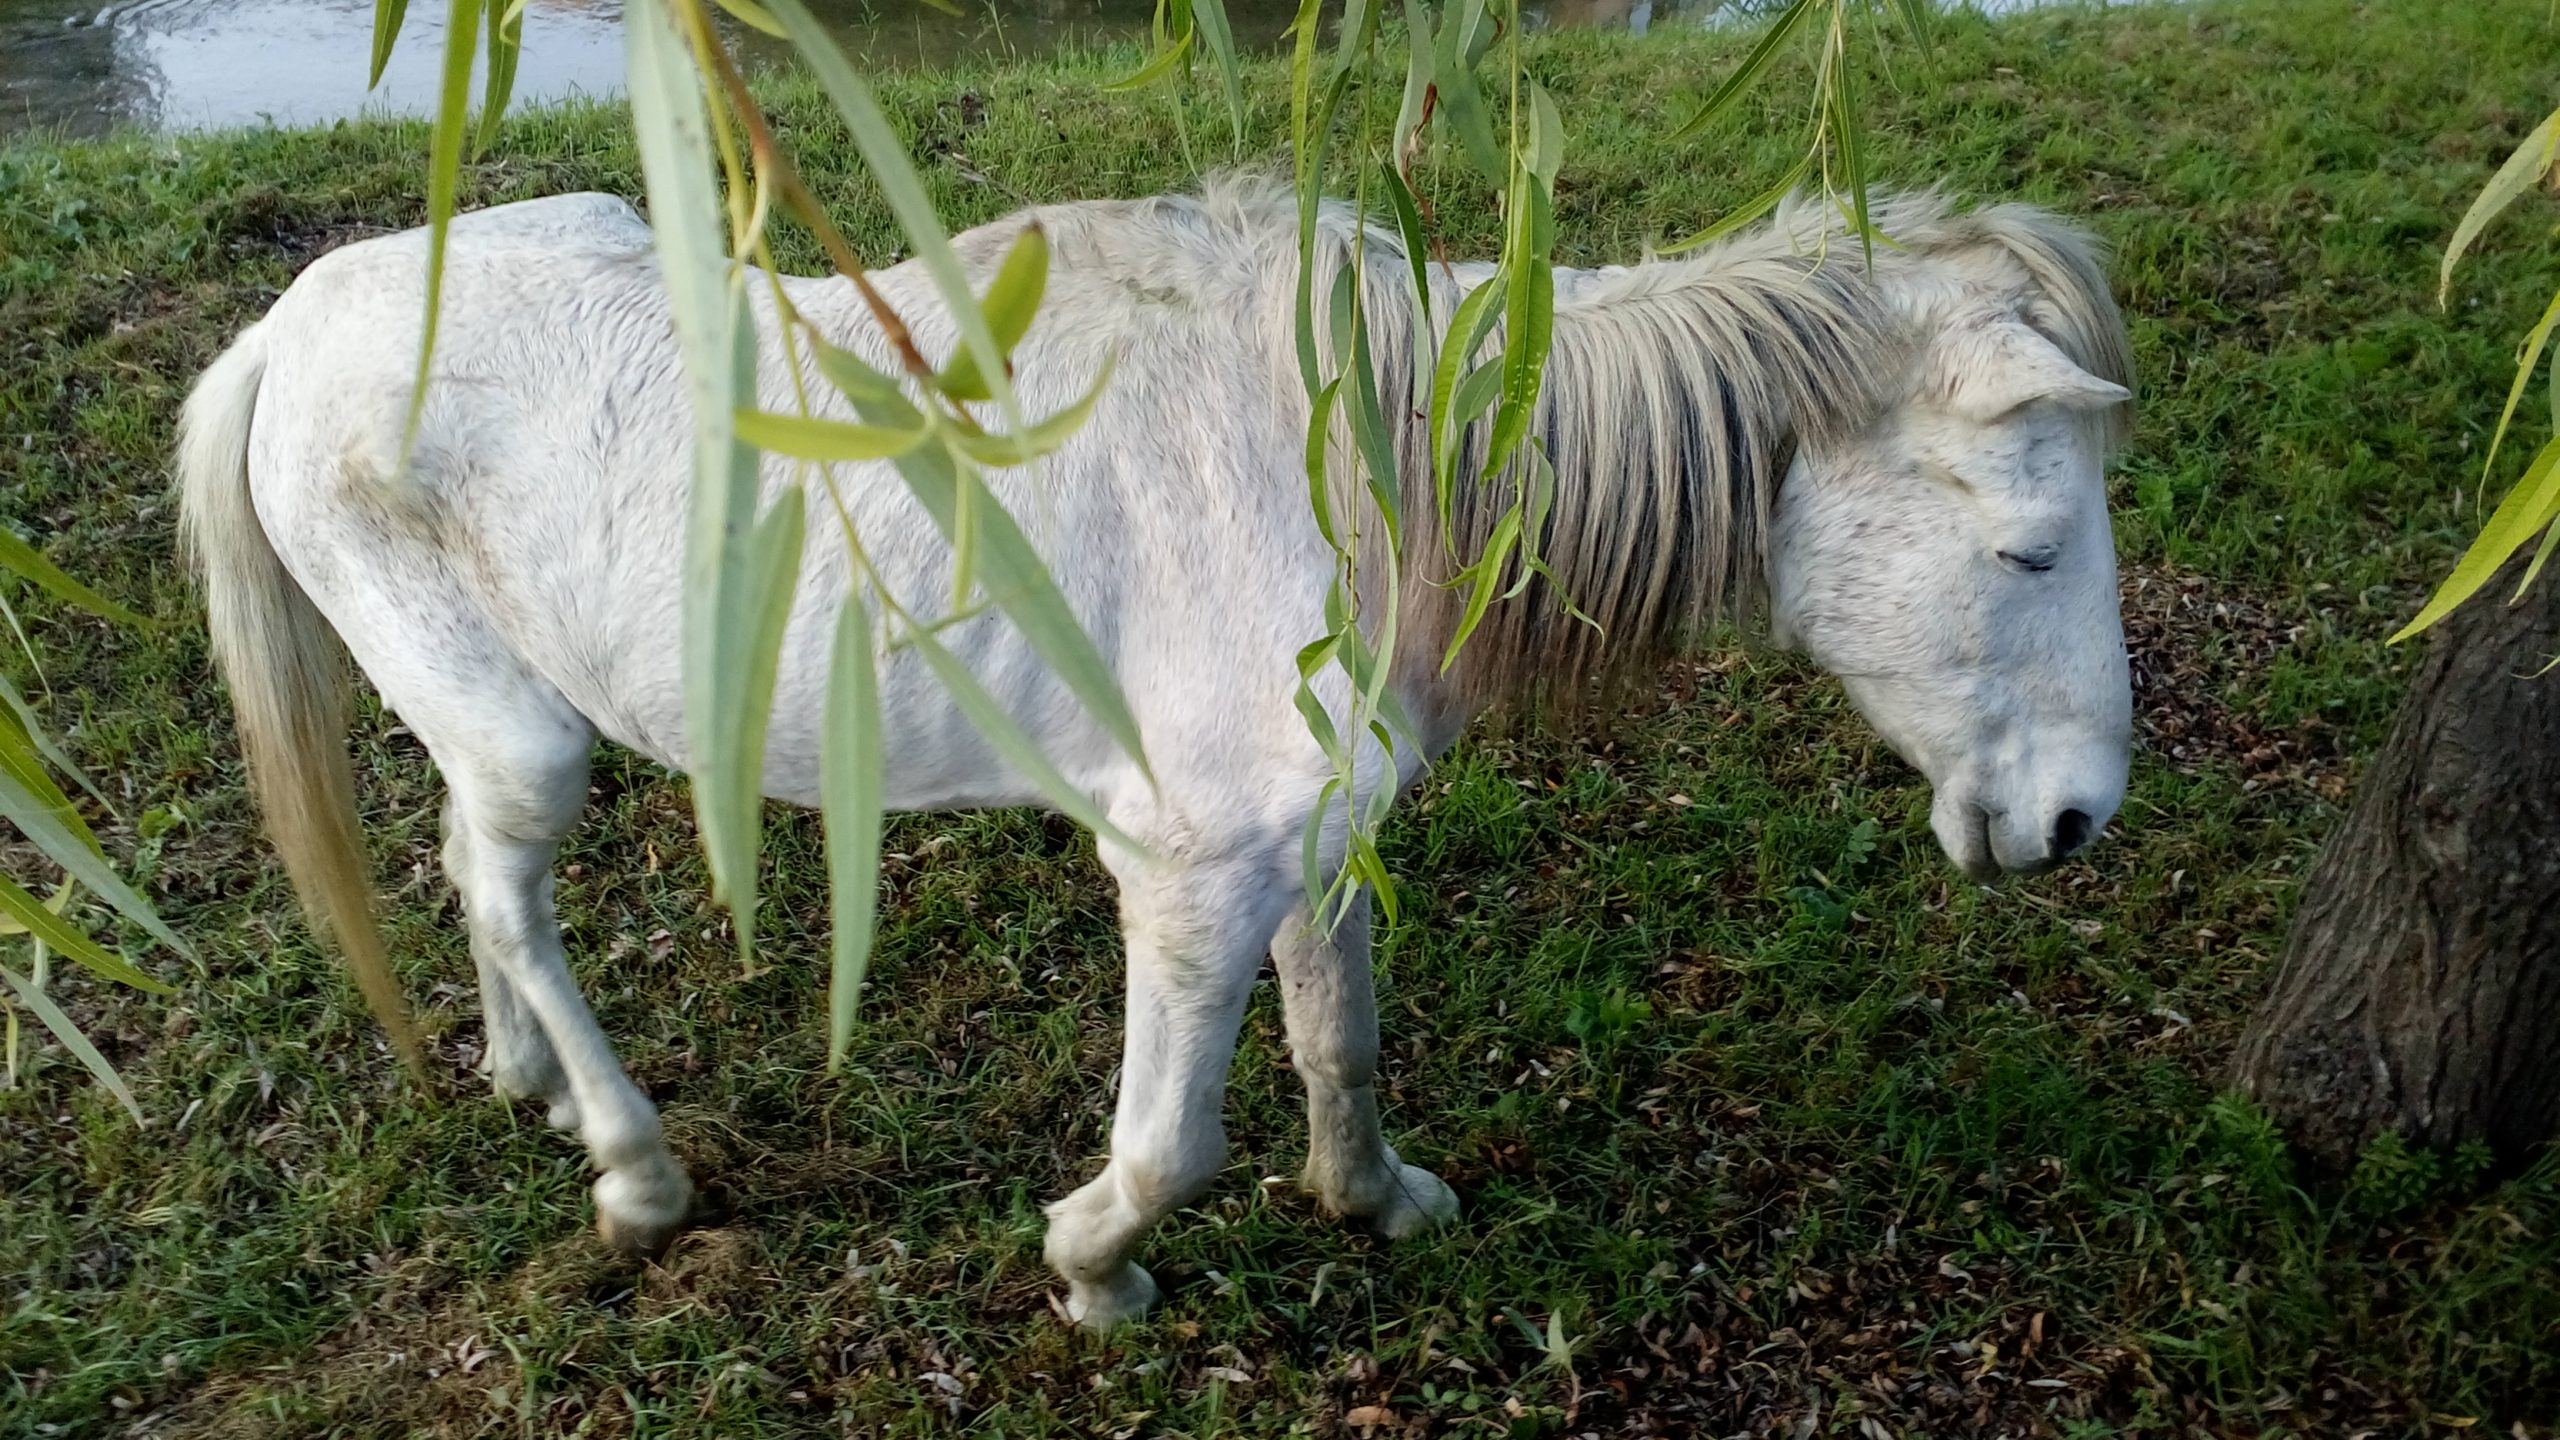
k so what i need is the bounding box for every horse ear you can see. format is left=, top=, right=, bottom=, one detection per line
left=1941, top=319, right=2129, bottom=422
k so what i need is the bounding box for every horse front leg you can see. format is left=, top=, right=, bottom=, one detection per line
left=1272, top=889, right=1457, bottom=1237
left=1043, top=843, right=1291, bottom=1328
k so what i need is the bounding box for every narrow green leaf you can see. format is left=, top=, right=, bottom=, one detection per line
left=2443, top=106, right=2560, bottom=306
left=1378, top=160, right=1434, bottom=320
left=944, top=355, right=1115, bottom=468
left=1441, top=505, right=1524, bottom=671
left=1452, top=356, right=1504, bottom=429
left=1, top=960, right=139, bottom=1122
left=1432, top=0, right=1504, bottom=184
left=711, top=0, right=789, bottom=35
left=1190, top=0, right=1248, bottom=150
left=1831, top=34, right=1874, bottom=269
left=629, top=0, right=772, bottom=948
left=1430, top=278, right=1507, bottom=534
left=766, top=0, right=1024, bottom=425
left=1304, top=378, right=1344, bottom=549
left=736, top=408, right=926, bottom=461
left=369, top=0, right=410, bottom=89
left=872, top=409, right=1151, bottom=777
left=0, top=764, right=181, bottom=956
left=0, top=527, right=150, bottom=627
left=939, top=224, right=1050, bottom=402
left=1659, top=150, right=1814, bottom=254
left=0, top=703, right=102, bottom=861
left=2517, top=494, right=2560, bottom=599
left=1393, top=0, right=1436, bottom=152
left=1524, top=79, right=1565, bottom=187
left=2394, top=432, right=2560, bottom=640
left=0, top=672, right=106, bottom=811
left=0, top=873, right=169, bottom=995
left=905, top=626, right=1140, bottom=852
left=475, top=0, right=526, bottom=156
left=717, top=488, right=809, bottom=954
left=399, top=0, right=485, bottom=467
left=821, top=597, right=884, bottom=1070
left=1672, top=0, right=1818, bottom=141
left=2481, top=285, right=2560, bottom=486
left=811, top=338, right=919, bottom=420
left=1102, top=23, right=1194, bottom=93
left=1344, top=312, right=1403, bottom=542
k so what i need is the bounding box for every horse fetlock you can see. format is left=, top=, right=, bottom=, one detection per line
left=594, top=1157, right=694, bottom=1258
left=1062, top=1263, right=1161, bottom=1330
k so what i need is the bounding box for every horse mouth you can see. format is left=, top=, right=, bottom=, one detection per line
left=1957, top=804, right=2002, bottom=883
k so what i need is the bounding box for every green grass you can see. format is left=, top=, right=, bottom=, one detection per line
left=5, top=0, right=2560, bottom=1433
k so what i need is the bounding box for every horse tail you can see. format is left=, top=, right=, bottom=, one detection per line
left=178, top=323, right=428, bottom=1079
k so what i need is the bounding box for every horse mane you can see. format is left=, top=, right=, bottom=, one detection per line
left=1158, top=177, right=2133, bottom=717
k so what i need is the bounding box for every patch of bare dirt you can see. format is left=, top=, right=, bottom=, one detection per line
left=2122, top=563, right=2351, bottom=801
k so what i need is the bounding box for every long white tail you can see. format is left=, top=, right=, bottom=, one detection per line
left=177, top=325, right=425, bottom=1077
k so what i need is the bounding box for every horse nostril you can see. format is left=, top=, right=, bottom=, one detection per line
left=2050, top=808, right=2095, bottom=861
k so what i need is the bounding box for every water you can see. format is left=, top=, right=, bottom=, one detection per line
left=0, top=0, right=1728, bottom=140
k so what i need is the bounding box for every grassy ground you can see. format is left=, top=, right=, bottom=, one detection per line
left=5, top=0, right=2560, bottom=1434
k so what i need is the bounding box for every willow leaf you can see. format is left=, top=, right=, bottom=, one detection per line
left=0, top=528, right=150, bottom=627
left=1660, top=150, right=1814, bottom=254
left=2394, top=432, right=2560, bottom=640
left=1190, top=0, right=1249, bottom=150
left=871, top=406, right=1150, bottom=777
left=712, top=0, right=789, bottom=35
left=475, top=0, right=526, bottom=156
left=940, top=224, right=1049, bottom=403
left=821, top=597, right=884, bottom=1070
left=1431, top=0, right=1503, bottom=184
left=0, top=873, right=169, bottom=995
left=0, top=764, right=180, bottom=956
left=399, top=0, right=484, bottom=466
left=2481, top=285, right=2560, bottom=485
left=1, top=961, right=139, bottom=1122
left=737, top=409, right=926, bottom=461
left=1831, top=30, right=1875, bottom=269
left=1379, top=159, right=1433, bottom=319
left=369, top=0, right=409, bottom=89
left=1104, top=12, right=1193, bottom=94
left=0, top=703, right=101, bottom=861
left=1672, top=0, right=1817, bottom=140
left=2443, top=106, right=2560, bottom=306
left=945, top=355, right=1115, bottom=469
left=629, top=0, right=772, bottom=947
left=0, top=660, right=108, bottom=814
left=905, top=626, right=1139, bottom=851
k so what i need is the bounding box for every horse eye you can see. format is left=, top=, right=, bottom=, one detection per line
left=1997, top=545, right=2059, bottom=574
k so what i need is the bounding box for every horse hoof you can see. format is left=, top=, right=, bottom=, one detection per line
left=595, top=1166, right=695, bottom=1259
left=597, top=1210, right=683, bottom=1259
left=1063, top=1263, right=1160, bottom=1330
left=1369, top=1164, right=1459, bottom=1241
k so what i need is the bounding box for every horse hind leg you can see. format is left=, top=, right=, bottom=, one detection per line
left=1272, top=888, right=1457, bottom=1237
left=428, top=698, right=694, bottom=1256
left=443, top=793, right=574, bottom=1128
left=296, top=547, right=695, bottom=1256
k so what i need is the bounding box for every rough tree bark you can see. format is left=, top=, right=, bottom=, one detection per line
left=2231, top=558, right=2560, bottom=1168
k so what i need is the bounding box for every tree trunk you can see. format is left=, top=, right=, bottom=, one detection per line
left=2230, top=560, right=2560, bottom=1168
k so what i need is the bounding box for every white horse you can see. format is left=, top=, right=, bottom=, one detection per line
left=179, top=178, right=2133, bottom=1328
